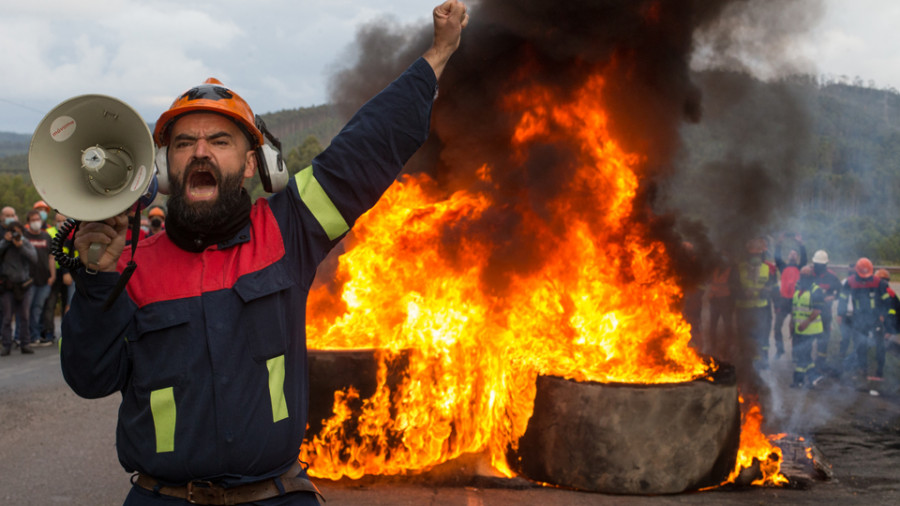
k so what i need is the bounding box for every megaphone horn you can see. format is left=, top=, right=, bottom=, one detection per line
left=28, top=95, right=157, bottom=222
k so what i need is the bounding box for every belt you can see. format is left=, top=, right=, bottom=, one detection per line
left=134, top=461, right=324, bottom=505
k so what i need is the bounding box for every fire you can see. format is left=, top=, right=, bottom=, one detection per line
left=724, top=397, right=789, bottom=486
left=300, top=66, right=782, bottom=487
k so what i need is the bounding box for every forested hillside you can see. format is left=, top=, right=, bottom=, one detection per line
left=0, top=104, right=341, bottom=217
left=663, top=72, right=900, bottom=264
left=3, top=77, right=900, bottom=264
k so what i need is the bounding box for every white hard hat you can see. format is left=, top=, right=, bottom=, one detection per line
left=812, top=249, right=829, bottom=264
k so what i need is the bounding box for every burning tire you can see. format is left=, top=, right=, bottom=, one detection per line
left=509, top=365, right=740, bottom=494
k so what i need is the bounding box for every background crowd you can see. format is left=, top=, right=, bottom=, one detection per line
left=0, top=201, right=166, bottom=356
left=686, top=233, right=900, bottom=396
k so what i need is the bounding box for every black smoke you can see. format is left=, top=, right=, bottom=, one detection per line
left=328, top=0, right=822, bottom=294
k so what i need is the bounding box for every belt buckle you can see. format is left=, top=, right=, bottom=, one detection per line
left=186, top=480, right=223, bottom=505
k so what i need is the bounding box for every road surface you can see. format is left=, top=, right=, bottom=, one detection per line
left=1, top=338, right=898, bottom=505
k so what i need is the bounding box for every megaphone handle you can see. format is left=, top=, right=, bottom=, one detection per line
left=85, top=242, right=104, bottom=275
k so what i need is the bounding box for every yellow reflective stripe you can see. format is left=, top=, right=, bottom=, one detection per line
left=266, top=355, right=289, bottom=423
left=150, top=387, right=176, bottom=453
left=294, top=166, right=349, bottom=240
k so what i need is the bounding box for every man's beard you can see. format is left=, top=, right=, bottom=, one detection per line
left=167, top=160, right=247, bottom=233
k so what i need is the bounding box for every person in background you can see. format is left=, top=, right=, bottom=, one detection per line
left=707, top=256, right=735, bottom=358
left=681, top=242, right=703, bottom=350
left=810, top=249, right=841, bottom=375
left=881, top=269, right=900, bottom=357
left=22, top=209, right=55, bottom=346
left=734, top=238, right=777, bottom=370
left=0, top=221, right=38, bottom=355
left=1, top=206, right=18, bottom=229
left=871, top=269, right=895, bottom=387
left=41, top=212, right=75, bottom=342
left=33, top=201, right=52, bottom=230
left=773, top=233, right=807, bottom=359
left=147, top=206, right=166, bottom=237
left=59, top=2, right=467, bottom=503
left=790, top=265, right=824, bottom=388
left=837, top=257, right=890, bottom=387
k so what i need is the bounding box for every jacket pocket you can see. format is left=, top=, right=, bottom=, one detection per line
left=128, top=302, right=192, bottom=390
left=233, top=262, right=296, bottom=362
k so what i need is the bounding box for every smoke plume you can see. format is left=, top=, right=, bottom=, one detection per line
left=326, top=0, right=826, bottom=426
left=329, top=0, right=822, bottom=288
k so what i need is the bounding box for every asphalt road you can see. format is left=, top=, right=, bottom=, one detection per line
left=1, top=338, right=898, bottom=505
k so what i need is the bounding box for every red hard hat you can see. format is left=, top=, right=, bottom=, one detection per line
left=856, top=257, right=874, bottom=278
left=153, top=78, right=263, bottom=148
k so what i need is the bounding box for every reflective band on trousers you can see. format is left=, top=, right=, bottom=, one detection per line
left=150, top=387, right=176, bottom=453
left=295, top=165, right=350, bottom=240
left=267, top=355, right=289, bottom=423
left=793, top=288, right=824, bottom=335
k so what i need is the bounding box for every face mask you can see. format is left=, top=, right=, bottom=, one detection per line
left=30, top=220, right=42, bottom=232
left=3, top=217, right=14, bottom=226
left=38, top=211, right=47, bottom=222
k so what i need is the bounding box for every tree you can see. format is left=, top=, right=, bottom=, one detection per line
left=245, top=135, right=325, bottom=201
left=0, top=174, right=42, bottom=220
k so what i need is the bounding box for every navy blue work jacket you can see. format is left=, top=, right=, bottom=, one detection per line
left=60, top=58, right=437, bottom=488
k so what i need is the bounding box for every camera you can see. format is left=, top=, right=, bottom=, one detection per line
left=10, top=231, right=21, bottom=241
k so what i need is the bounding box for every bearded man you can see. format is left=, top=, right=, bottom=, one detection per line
left=59, top=2, right=468, bottom=504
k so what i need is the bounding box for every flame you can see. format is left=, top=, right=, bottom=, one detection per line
left=724, top=397, right=789, bottom=486
left=300, top=66, right=782, bottom=487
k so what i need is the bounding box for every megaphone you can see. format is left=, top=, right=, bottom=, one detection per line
left=28, top=94, right=156, bottom=222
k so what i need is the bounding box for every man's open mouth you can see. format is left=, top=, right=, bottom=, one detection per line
left=187, top=169, right=218, bottom=201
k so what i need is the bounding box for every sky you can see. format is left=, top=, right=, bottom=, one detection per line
left=1, top=0, right=898, bottom=135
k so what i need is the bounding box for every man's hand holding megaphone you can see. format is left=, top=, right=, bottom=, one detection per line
left=72, top=214, right=129, bottom=272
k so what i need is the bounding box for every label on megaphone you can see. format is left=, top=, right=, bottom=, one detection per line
left=50, top=116, right=77, bottom=142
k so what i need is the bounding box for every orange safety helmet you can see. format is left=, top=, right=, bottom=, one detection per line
left=153, top=78, right=263, bottom=148
left=148, top=207, right=166, bottom=218
left=32, top=200, right=50, bottom=211
left=875, top=268, right=890, bottom=280
left=855, top=257, right=874, bottom=278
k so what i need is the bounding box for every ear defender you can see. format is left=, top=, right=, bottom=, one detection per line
left=257, top=143, right=288, bottom=193
left=154, top=147, right=170, bottom=195
left=255, top=115, right=288, bottom=193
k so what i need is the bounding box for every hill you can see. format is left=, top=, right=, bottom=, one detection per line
left=661, top=72, right=900, bottom=264
left=4, top=77, right=900, bottom=263
left=0, top=132, right=31, bottom=159
left=0, top=105, right=343, bottom=174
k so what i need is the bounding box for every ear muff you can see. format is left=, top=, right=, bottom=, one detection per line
left=154, top=146, right=170, bottom=195
left=254, top=115, right=288, bottom=194
left=256, top=143, right=288, bottom=193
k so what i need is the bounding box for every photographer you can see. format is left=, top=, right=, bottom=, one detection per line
left=0, top=221, right=38, bottom=355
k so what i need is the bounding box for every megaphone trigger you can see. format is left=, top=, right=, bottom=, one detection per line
left=84, top=243, right=104, bottom=275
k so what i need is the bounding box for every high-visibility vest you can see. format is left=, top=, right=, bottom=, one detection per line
left=736, top=261, right=770, bottom=308
left=793, top=285, right=824, bottom=335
